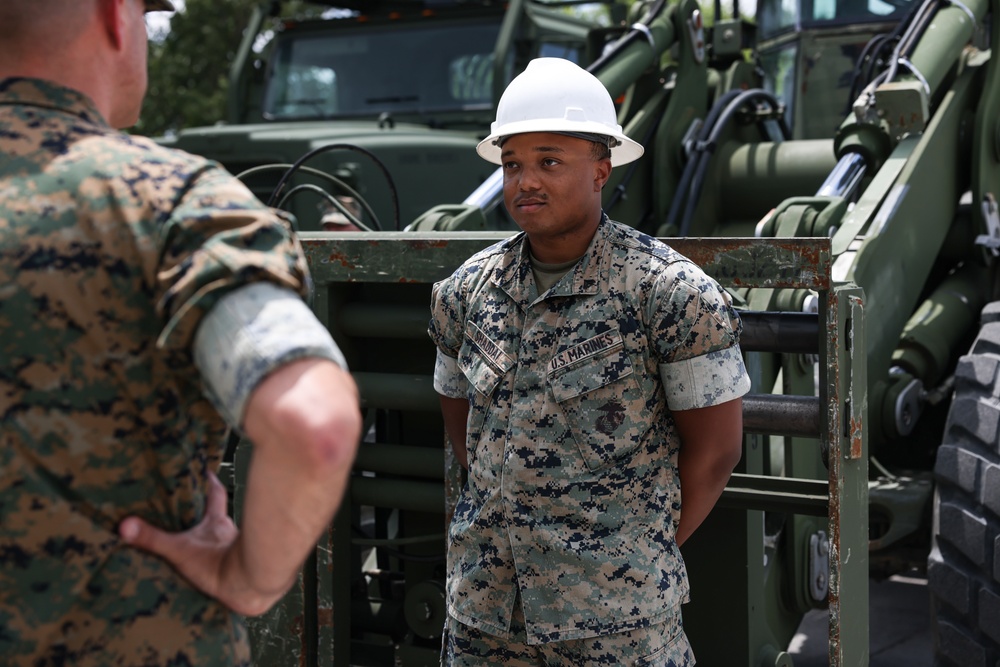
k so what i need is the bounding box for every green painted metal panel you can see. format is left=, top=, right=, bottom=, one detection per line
left=236, top=234, right=868, bottom=666
left=299, top=233, right=833, bottom=289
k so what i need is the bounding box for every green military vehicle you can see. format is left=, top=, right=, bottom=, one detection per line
left=172, top=0, right=1000, bottom=664
left=161, top=0, right=626, bottom=231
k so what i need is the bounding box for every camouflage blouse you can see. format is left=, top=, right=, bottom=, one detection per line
left=429, top=215, right=751, bottom=644
left=0, top=78, right=309, bottom=666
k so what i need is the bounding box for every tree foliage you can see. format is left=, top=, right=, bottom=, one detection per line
left=139, top=0, right=259, bottom=137
left=139, top=0, right=338, bottom=137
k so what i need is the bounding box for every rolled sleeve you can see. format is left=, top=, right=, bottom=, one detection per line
left=659, top=347, right=751, bottom=411
left=428, top=276, right=465, bottom=359
left=434, top=348, right=469, bottom=398
left=193, top=282, right=347, bottom=428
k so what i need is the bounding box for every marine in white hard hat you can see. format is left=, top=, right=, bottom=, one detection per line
left=435, top=55, right=748, bottom=667
left=477, top=57, right=644, bottom=167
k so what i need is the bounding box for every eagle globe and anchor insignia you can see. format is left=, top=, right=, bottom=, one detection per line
left=595, top=399, right=627, bottom=435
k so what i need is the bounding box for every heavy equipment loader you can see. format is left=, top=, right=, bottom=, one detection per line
left=169, top=0, right=1000, bottom=664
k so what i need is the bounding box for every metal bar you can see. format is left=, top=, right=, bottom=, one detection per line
left=816, top=153, right=867, bottom=199
left=337, top=303, right=430, bottom=339
left=354, top=443, right=445, bottom=480
left=354, top=372, right=439, bottom=412
left=719, top=473, right=829, bottom=515
left=739, top=311, right=819, bottom=353
left=337, top=302, right=822, bottom=352
left=300, top=234, right=833, bottom=290
left=351, top=476, right=445, bottom=513
left=824, top=286, right=869, bottom=666
left=462, top=167, right=504, bottom=211
left=743, top=394, right=821, bottom=437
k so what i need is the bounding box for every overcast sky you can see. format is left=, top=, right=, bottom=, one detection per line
left=146, top=0, right=184, bottom=40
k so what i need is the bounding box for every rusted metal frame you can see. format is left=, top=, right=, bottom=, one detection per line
left=314, top=282, right=348, bottom=667
left=299, top=232, right=834, bottom=289
left=822, top=286, right=869, bottom=667
left=298, top=233, right=849, bottom=664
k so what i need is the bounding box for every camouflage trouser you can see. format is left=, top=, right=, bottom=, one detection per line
left=442, top=597, right=694, bottom=667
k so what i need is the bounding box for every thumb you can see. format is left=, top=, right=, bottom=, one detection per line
left=205, top=471, right=229, bottom=518
left=119, top=515, right=181, bottom=561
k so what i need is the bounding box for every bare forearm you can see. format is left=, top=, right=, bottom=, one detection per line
left=235, top=358, right=361, bottom=611
left=673, top=398, right=744, bottom=546
left=676, top=449, right=737, bottom=546
left=439, top=395, right=469, bottom=469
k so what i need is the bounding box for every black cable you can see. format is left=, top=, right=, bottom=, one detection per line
left=671, top=89, right=787, bottom=236
left=845, top=0, right=936, bottom=113
left=586, top=0, right=668, bottom=75
left=240, top=163, right=384, bottom=231
left=266, top=143, right=402, bottom=230
left=681, top=90, right=787, bottom=235
left=664, top=89, right=743, bottom=233
left=846, top=32, right=893, bottom=112
left=276, top=184, right=377, bottom=232
left=884, top=0, right=940, bottom=84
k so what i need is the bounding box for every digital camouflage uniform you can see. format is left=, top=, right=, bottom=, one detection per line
left=429, top=215, right=750, bottom=662
left=0, top=78, right=311, bottom=666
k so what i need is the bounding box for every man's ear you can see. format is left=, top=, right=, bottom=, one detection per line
left=98, top=0, right=126, bottom=51
left=594, top=158, right=612, bottom=192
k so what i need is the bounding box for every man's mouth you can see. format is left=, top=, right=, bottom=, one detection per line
left=515, top=196, right=545, bottom=210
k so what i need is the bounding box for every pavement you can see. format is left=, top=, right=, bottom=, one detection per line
left=788, top=573, right=933, bottom=666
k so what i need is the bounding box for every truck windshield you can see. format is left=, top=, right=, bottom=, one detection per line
left=758, top=0, right=915, bottom=37
left=262, top=18, right=504, bottom=120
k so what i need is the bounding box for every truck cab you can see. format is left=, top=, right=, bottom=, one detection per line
left=161, top=1, right=624, bottom=231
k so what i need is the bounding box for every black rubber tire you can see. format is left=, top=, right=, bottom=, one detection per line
left=928, top=302, right=1000, bottom=667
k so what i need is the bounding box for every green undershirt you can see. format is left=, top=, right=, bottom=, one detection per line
left=530, top=253, right=582, bottom=294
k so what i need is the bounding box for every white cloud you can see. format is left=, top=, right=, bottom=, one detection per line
left=146, top=0, right=185, bottom=41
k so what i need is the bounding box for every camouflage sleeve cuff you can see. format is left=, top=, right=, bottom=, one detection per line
left=433, top=348, right=468, bottom=398
left=193, top=282, right=348, bottom=429
left=659, top=347, right=751, bottom=411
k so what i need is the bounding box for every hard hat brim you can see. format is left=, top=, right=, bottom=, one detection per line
left=477, top=121, right=644, bottom=168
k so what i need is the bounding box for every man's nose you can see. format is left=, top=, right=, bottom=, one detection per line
left=517, top=167, right=541, bottom=191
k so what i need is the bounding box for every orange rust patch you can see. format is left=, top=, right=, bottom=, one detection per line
left=325, top=251, right=357, bottom=269
left=410, top=239, right=450, bottom=250
left=849, top=416, right=863, bottom=459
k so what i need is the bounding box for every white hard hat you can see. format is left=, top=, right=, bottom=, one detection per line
left=477, top=58, right=644, bottom=167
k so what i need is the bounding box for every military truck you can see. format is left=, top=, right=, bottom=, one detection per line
left=160, top=0, right=629, bottom=231
left=184, top=0, right=999, bottom=664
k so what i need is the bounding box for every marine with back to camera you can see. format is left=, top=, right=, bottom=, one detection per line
left=0, top=0, right=362, bottom=664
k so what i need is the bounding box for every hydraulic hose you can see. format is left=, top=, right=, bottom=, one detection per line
left=266, top=143, right=401, bottom=231
left=587, top=0, right=668, bottom=76
left=668, top=89, right=789, bottom=237
left=663, top=89, right=743, bottom=234
left=460, top=0, right=673, bottom=216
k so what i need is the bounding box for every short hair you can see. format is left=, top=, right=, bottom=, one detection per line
left=591, top=140, right=612, bottom=162
left=0, top=0, right=91, bottom=44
